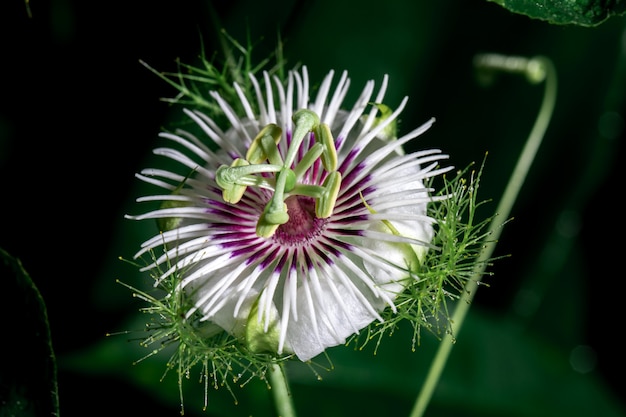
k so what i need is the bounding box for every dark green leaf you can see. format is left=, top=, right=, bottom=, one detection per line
left=488, top=0, right=626, bottom=26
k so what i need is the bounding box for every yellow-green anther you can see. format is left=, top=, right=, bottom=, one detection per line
left=256, top=202, right=288, bottom=237
left=315, top=171, right=342, bottom=218
left=246, top=123, right=283, bottom=164
left=371, top=103, right=397, bottom=142
left=284, top=109, right=320, bottom=168
left=264, top=201, right=290, bottom=225
left=216, top=158, right=251, bottom=203
left=261, top=133, right=284, bottom=166
left=315, top=123, right=338, bottom=171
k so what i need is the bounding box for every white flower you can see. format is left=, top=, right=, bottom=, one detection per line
left=127, top=66, right=451, bottom=362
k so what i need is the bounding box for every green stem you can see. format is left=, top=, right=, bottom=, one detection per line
left=269, top=362, right=297, bottom=417
left=408, top=56, right=557, bottom=417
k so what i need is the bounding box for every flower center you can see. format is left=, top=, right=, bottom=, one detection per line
left=215, top=109, right=342, bottom=238
left=273, top=195, right=327, bottom=245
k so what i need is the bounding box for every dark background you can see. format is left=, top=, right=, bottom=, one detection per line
left=1, top=1, right=625, bottom=416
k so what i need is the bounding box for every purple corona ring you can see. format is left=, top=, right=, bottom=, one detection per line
left=127, top=66, right=451, bottom=361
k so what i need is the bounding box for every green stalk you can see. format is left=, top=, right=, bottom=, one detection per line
left=409, top=55, right=557, bottom=417
left=269, top=362, right=297, bottom=417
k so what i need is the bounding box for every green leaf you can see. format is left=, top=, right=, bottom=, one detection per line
left=0, top=248, right=60, bottom=417
left=488, top=0, right=626, bottom=26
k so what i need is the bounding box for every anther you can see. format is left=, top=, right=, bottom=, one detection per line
left=315, top=171, right=342, bottom=218
left=246, top=124, right=283, bottom=165
left=314, top=123, right=338, bottom=171
left=216, top=158, right=250, bottom=203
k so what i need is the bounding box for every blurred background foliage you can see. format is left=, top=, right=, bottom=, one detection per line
left=1, top=0, right=625, bottom=416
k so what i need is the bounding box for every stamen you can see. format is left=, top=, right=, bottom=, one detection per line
left=215, top=159, right=282, bottom=203
left=246, top=123, right=283, bottom=165
left=315, top=123, right=338, bottom=171
left=316, top=171, right=342, bottom=218
left=216, top=158, right=249, bottom=204
left=215, top=108, right=343, bottom=238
